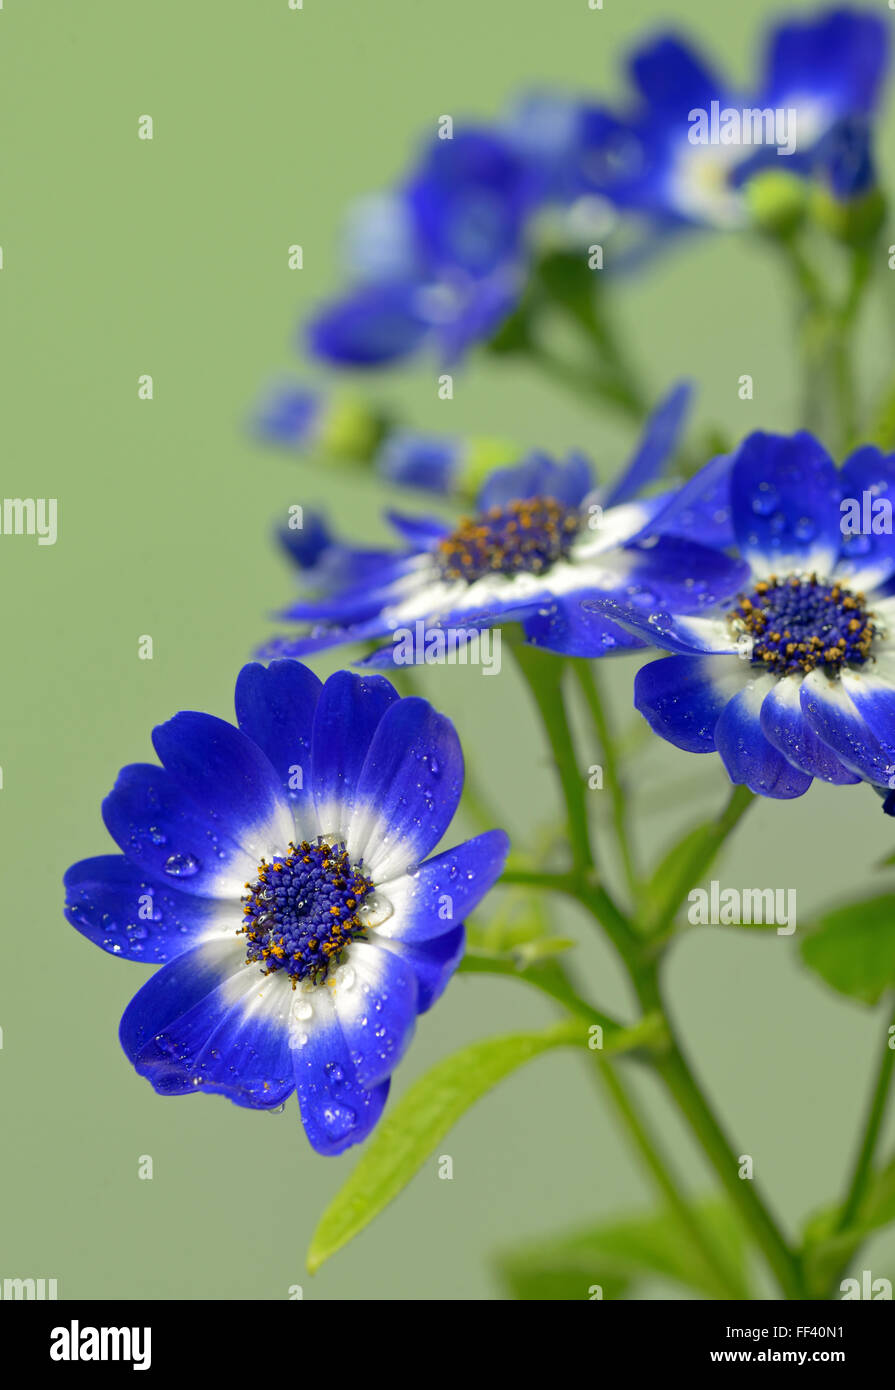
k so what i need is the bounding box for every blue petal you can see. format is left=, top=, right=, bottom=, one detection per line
left=730, top=431, right=842, bottom=576
left=377, top=434, right=461, bottom=494
left=629, top=34, right=727, bottom=117
left=634, top=654, right=749, bottom=753
left=524, top=598, right=647, bottom=657
left=348, top=696, right=464, bottom=881
left=476, top=452, right=594, bottom=511
left=760, top=10, right=889, bottom=125
left=310, top=670, right=400, bottom=834
left=800, top=667, right=893, bottom=783
left=102, top=763, right=257, bottom=899
left=64, top=855, right=234, bottom=963
left=152, top=711, right=295, bottom=863
left=406, top=129, right=535, bottom=277
left=277, top=511, right=335, bottom=570
left=835, top=445, right=895, bottom=591
left=307, top=282, right=430, bottom=366
left=380, top=925, right=466, bottom=1013
left=120, top=939, right=295, bottom=1109
left=651, top=453, right=735, bottom=548
left=589, top=598, right=742, bottom=656
left=331, top=940, right=420, bottom=1089
left=385, top=509, right=452, bottom=546
left=291, top=990, right=390, bottom=1156
left=759, top=675, right=860, bottom=784
left=604, top=381, right=692, bottom=507
left=234, top=660, right=322, bottom=830
left=714, top=676, right=813, bottom=798
left=373, top=828, right=510, bottom=942
left=255, top=384, right=322, bottom=448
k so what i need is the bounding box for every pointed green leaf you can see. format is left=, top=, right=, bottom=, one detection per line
left=800, top=895, right=895, bottom=1003
left=307, top=1020, right=581, bottom=1273
left=497, top=1199, right=751, bottom=1301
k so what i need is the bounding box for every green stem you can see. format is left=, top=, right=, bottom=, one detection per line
left=573, top=660, right=638, bottom=902
left=649, top=784, right=755, bottom=938
left=596, top=1061, right=751, bottom=1299
left=653, top=1023, right=805, bottom=1300
left=458, top=949, right=626, bottom=1039
left=836, top=1001, right=895, bottom=1234
left=513, top=642, right=802, bottom=1296
left=512, top=645, right=594, bottom=875
left=525, top=341, right=645, bottom=423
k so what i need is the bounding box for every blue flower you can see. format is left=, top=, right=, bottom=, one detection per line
left=307, top=130, right=539, bottom=367
left=260, top=384, right=743, bottom=663
left=575, top=8, right=889, bottom=230
left=253, top=381, right=385, bottom=460
left=374, top=431, right=523, bottom=496
left=63, top=661, right=509, bottom=1155
left=592, top=431, right=895, bottom=799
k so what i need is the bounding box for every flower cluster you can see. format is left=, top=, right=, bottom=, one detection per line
left=64, top=6, right=895, bottom=1179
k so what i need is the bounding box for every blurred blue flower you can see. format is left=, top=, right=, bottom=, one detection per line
left=259, top=384, right=741, bottom=663
left=573, top=8, right=889, bottom=230
left=308, top=130, right=539, bottom=367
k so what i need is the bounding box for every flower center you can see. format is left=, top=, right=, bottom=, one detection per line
left=436, top=496, right=581, bottom=584
left=240, top=840, right=373, bottom=988
left=729, top=574, right=875, bottom=676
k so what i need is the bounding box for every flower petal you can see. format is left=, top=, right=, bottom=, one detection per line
left=234, top=660, right=323, bottom=836
left=102, top=763, right=257, bottom=899
left=290, top=988, right=391, bottom=1156
left=311, top=670, right=400, bottom=839
left=634, top=654, right=750, bottom=752
left=119, top=938, right=296, bottom=1109
left=368, top=829, right=510, bottom=943
left=835, top=445, right=895, bottom=592
left=714, top=674, right=813, bottom=798
left=64, top=855, right=238, bottom=963
left=330, top=940, right=420, bottom=1089
left=730, top=431, right=842, bottom=578
left=377, top=925, right=466, bottom=1013
left=800, top=667, right=892, bottom=783
left=759, top=674, right=860, bottom=784
left=152, top=712, right=295, bottom=863
left=347, top=696, right=464, bottom=881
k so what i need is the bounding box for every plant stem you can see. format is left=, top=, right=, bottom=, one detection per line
left=513, top=640, right=804, bottom=1297
left=836, top=1000, right=895, bottom=1234
left=650, top=784, right=755, bottom=938
left=512, top=645, right=595, bottom=875
left=652, top=1021, right=805, bottom=1300
left=573, top=660, right=639, bottom=902
left=596, top=1060, right=752, bottom=1299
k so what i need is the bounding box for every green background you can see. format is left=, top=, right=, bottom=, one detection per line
left=3, top=0, right=895, bottom=1300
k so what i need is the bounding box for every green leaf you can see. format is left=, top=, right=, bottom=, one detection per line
left=642, top=824, right=717, bottom=924
left=497, top=1200, right=750, bottom=1301
left=867, top=373, right=895, bottom=453
left=800, top=895, right=895, bottom=1003
left=306, top=1020, right=581, bottom=1273
left=802, top=1154, right=895, bottom=1292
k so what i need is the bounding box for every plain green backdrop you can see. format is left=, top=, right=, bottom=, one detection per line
left=3, top=0, right=895, bottom=1300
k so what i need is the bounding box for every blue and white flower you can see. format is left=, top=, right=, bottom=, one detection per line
left=592, top=430, right=895, bottom=799
left=261, top=384, right=744, bottom=664
left=574, top=8, right=889, bottom=231
left=64, top=661, right=509, bottom=1154
left=308, top=130, right=539, bottom=367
